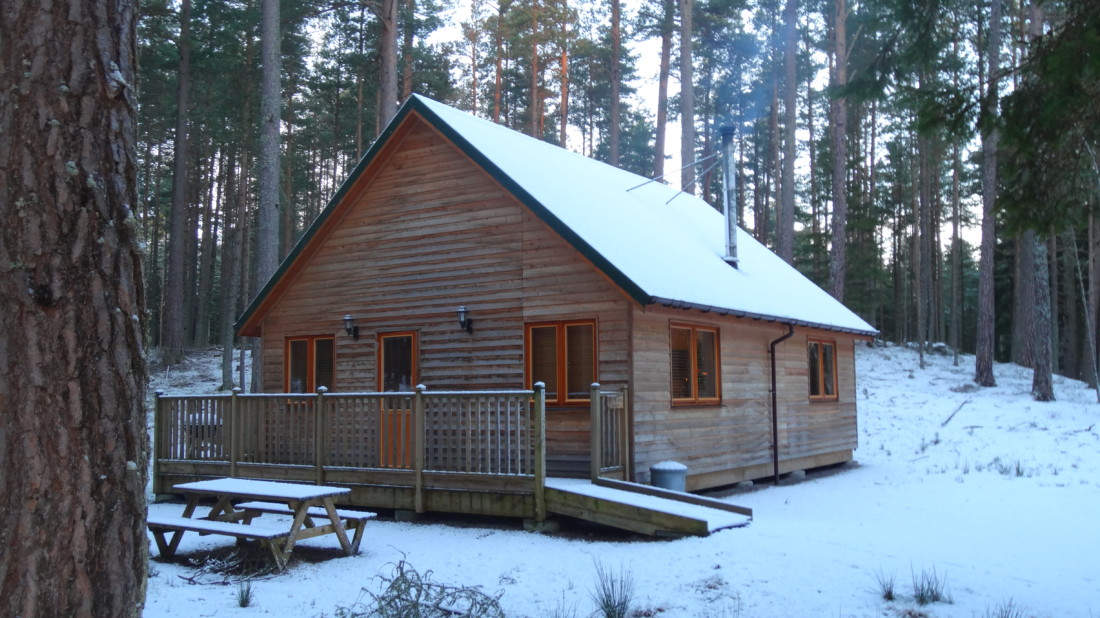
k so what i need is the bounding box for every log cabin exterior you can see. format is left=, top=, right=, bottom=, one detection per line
left=235, top=94, right=878, bottom=493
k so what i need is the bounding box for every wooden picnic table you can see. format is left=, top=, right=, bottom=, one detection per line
left=147, top=478, right=374, bottom=570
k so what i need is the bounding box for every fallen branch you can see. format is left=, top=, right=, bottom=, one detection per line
left=940, top=399, right=970, bottom=427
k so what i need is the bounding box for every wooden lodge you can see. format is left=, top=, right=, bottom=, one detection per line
left=153, top=95, right=876, bottom=536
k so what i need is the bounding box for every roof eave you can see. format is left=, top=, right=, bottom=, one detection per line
left=649, top=296, right=880, bottom=337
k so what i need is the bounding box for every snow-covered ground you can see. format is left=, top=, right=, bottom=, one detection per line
left=143, top=344, right=1099, bottom=617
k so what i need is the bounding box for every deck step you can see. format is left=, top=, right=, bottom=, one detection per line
left=544, top=477, right=751, bottom=537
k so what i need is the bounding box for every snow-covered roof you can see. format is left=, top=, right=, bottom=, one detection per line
left=237, top=94, right=877, bottom=336
left=412, top=95, right=876, bottom=336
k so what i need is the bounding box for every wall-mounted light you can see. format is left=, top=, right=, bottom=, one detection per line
left=456, top=306, right=473, bottom=334
left=343, top=314, right=359, bottom=341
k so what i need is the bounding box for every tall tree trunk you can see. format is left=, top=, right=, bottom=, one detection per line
left=1028, top=0, right=1054, bottom=400
left=529, top=0, right=541, bottom=137
left=402, top=0, right=416, bottom=100
left=975, top=0, right=1002, bottom=387
left=1088, top=215, right=1100, bottom=389
left=1033, top=235, right=1055, bottom=399
left=0, top=0, right=148, bottom=614
left=1014, top=231, right=1037, bottom=367
left=220, top=150, right=243, bottom=390
left=356, top=5, right=367, bottom=154
left=162, top=0, right=192, bottom=366
left=493, top=2, right=505, bottom=123
left=777, top=0, right=798, bottom=263
left=653, top=0, right=674, bottom=178
left=828, top=0, right=848, bottom=301
left=914, top=135, right=926, bottom=368
left=609, top=0, right=622, bottom=166
left=950, top=141, right=962, bottom=364
left=255, top=0, right=282, bottom=392
left=559, top=4, right=569, bottom=148
left=378, top=0, right=399, bottom=130
left=679, top=0, right=695, bottom=192
left=1061, top=234, right=1078, bottom=378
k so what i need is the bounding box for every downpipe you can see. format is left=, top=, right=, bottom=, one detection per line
left=769, top=323, right=795, bottom=485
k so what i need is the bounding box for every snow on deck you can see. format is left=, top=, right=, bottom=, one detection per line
left=545, top=477, right=750, bottom=533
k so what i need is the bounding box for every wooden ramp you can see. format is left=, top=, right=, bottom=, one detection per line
left=544, top=478, right=752, bottom=537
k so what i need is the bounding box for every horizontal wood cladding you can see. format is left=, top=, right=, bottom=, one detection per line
left=631, top=307, right=859, bottom=490
left=259, top=117, right=631, bottom=401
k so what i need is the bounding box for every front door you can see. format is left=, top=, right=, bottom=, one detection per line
left=378, top=332, right=416, bottom=468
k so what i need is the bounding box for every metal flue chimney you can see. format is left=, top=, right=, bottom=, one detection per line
left=720, top=125, right=739, bottom=267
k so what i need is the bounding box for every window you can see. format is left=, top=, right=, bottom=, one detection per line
left=670, top=324, right=720, bottom=404
left=808, top=339, right=838, bottom=400
left=286, top=336, right=335, bottom=393
left=378, top=332, right=417, bottom=392
left=526, top=321, right=596, bottom=404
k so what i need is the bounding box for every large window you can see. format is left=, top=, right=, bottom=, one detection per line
left=526, top=320, right=596, bottom=404
left=808, top=339, right=838, bottom=400
left=670, top=324, right=720, bottom=404
left=378, top=332, right=417, bottom=392
left=286, top=336, right=335, bottom=393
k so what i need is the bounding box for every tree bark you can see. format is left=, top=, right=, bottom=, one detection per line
left=0, top=0, right=148, bottom=614
left=975, top=0, right=1002, bottom=387
left=254, top=0, right=283, bottom=391
left=162, top=0, right=192, bottom=366
left=379, top=0, right=399, bottom=130
left=1033, top=235, right=1055, bottom=399
left=828, top=0, right=848, bottom=301
left=679, top=0, right=696, bottom=192
left=777, top=0, right=798, bottom=263
left=402, top=0, right=416, bottom=100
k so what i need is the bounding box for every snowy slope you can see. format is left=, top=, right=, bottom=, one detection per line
left=144, top=344, right=1099, bottom=617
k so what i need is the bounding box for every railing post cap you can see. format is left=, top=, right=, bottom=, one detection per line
left=317, top=386, right=328, bottom=393
left=533, top=381, right=545, bottom=389
left=590, top=382, right=601, bottom=388
left=415, top=384, right=426, bottom=392
left=232, top=387, right=242, bottom=394
left=155, top=389, right=165, bottom=397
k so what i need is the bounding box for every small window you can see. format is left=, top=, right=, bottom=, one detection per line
left=526, top=320, right=596, bottom=404
left=285, top=336, right=335, bottom=393
left=671, top=324, right=720, bottom=404
left=379, top=332, right=417, bottom=392
left=808, top=339, right=838, bottom=400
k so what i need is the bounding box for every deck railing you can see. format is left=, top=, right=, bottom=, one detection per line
left=154, top=385, right=549, bottom=518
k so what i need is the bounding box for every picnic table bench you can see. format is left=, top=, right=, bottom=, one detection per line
left=147, top=478, right=375, bottom=571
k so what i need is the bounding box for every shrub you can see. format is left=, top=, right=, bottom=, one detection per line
left=336, top=559, right=505, bottom=618
left=985, top=598, right=1029, bottom=618
left=911, top=566, right=951, bottom=605
left=590, top=560, right=634, bottom=618
left=874, top=568, right=897, bottom=601
left=236, top=580, right=255, bottom=608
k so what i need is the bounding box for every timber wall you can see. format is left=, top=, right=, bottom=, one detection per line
left=630, top=306, right=859, bottom=491
left=258, top=116, right=631, bottom=476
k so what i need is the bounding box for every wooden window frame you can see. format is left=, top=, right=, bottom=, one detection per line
left=284, top=335, right=336, bottom=393
left=808, top=338, right=839, bottom=401
left=377, top=331, right=419, bottom=392
left=524, top=320, right=598, bottom=406
left=670, top=322, right=722, bottom=405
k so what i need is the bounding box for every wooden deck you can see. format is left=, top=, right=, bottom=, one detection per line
left=153, top=385, right=751, bottom=536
